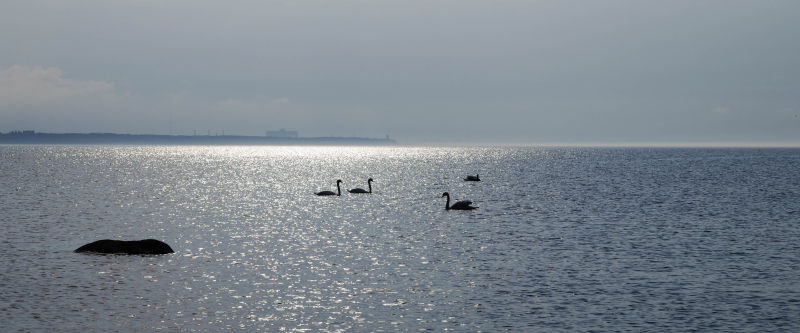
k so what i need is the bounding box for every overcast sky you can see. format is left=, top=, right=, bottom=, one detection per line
left=1, top=0, right=799, bottom=144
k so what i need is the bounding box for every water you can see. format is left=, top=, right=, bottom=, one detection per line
left=1, top=145, right=799, bottom=332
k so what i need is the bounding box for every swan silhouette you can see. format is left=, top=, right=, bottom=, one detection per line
left=348, top=178, right=373, bottom=194
left=316, top=179, right=342, bottom=196
left=442, top=192, right=477, bottom=210
left=464, top=174, right=480, bottom=181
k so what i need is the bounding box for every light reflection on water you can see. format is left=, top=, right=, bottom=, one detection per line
left=1, top=146, right=799, bottom=332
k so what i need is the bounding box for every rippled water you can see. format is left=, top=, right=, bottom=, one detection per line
left=1, top=145, right=799, bottom=332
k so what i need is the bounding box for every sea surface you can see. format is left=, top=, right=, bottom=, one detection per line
left=1, top=145, right=799, bottom=332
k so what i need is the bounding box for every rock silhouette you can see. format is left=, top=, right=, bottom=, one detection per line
left=74, top=239, right=174, bottom=255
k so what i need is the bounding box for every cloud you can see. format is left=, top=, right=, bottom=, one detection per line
left=210, top=97, right=298, bottom=116
left=0, top=65, right=115, bottom=107
left=712, top=107, right=730, bottom=115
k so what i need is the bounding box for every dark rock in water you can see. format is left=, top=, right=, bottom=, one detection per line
left=75, top=239, right=174, bottom=255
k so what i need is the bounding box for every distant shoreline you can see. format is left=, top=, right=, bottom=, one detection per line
left=0, top=131, right=397, bottom=146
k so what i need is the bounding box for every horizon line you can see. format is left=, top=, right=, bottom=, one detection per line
left=2, top=130, right=799, bottom=148
left=398, top=141, right=800, bottom=148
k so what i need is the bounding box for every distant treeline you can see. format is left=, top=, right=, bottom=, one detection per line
left=0, top=131, right=396, bottom=146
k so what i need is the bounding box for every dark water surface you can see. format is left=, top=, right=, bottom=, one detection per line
left=1, top=146, right=799, bottom=332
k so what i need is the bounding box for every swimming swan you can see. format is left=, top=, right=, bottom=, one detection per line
left=442, top=192, right=477, bottom=210
left=349, top=178, right=373, bottom=194
left=316, top=179, right=342, bottom=196
left=464, top=174, right=480, bottom=181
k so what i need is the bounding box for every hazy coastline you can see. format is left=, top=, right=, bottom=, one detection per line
left=0, top=131, right=396, bottom=146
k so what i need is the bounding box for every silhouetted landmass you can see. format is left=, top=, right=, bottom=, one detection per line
left=0, top=131, right=397, bottom=145
left=75, top=239, right=174, bottom=255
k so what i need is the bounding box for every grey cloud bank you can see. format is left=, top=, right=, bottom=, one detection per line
left=1, top=0, right=798, bottom=144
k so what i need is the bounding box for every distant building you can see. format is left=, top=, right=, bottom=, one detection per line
left=8, top=130, right=35, bottom=135
left=265, top=128, right=298, bottom=138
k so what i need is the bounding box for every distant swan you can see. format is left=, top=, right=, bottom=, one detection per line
left=316, top=179, right=342, bottom=196
left=464, top=174, right=480, bottom=181
left=348, top=178, right=373, bottom=194
left=442, top=192, right=477, bottom=210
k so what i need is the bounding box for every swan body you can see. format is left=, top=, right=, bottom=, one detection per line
left=442, top=192, right=477, bottom=210
left=348, top=178, right=373, bottom=194
left=316, top=179, right=342, bottom=196
left=464, top=174, right=480, bottom=181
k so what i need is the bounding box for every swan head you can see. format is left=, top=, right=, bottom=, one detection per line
left=336, top=179, right=342, bottom=184
left=441, top=192, right=449, bottom=198
left=368, top=178, right=373, bottom=182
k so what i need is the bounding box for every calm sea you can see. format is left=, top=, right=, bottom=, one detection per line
left=1, top=145, right=798, bottom=332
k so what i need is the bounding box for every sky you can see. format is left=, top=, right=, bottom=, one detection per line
left=1, top=0, right=799, bottom=145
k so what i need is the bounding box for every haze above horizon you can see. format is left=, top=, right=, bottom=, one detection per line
left=1, top=0, right=799, bottom=145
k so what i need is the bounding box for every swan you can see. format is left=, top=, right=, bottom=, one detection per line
left=316, top=179, right=342, bottom=196
left=464, top=174, right=480, bottom=181
left=348, top=178, right=373, bottom=194
left=442, top=192, right=477, bottom=210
